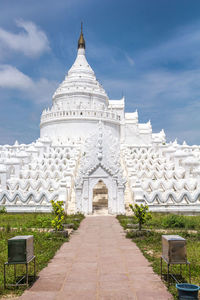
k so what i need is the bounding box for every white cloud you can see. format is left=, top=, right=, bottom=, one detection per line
left=0, top=64, right=57, bottom=104
left=0, top=20, right=50, bottom=58
left=0, top=65, right=33, bottom=89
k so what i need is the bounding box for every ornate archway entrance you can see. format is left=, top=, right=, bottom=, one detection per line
left=75, top=123, right=126, bottom=215
left=93, top=180, right=108, bottom=214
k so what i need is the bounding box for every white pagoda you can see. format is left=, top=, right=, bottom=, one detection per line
left=0, top=27, right=200, bottom=215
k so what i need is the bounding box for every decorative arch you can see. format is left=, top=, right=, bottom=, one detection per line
left=75, top=123, right=126, bottom=215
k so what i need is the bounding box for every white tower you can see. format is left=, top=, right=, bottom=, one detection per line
left=40, top=25, right=121, bottom=143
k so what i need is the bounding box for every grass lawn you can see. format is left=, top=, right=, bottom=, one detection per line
left=0, top=213, right=84, bottom=297
left=117, top=214, right=200, bottom=300
left=117, top=213, right=200, bottom=230
left=0, top=213, right=84, bottom=230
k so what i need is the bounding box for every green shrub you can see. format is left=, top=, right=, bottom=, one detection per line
left=36, top=216, right=52, bottom=228
left=161, top=214, right=185, bottom=229
left=129, top=203, right=152, bottom=231
left=184, top=217, right=198, bottom=230
left=51, top=200, right=65, bottom=231
left=0, top=206, right=7, bottom=214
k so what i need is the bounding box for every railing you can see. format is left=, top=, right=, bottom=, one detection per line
left=41, top=109, right=121, bottom=125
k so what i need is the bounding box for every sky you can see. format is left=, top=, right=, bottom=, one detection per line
left=0, top=0, right=200, bottom=145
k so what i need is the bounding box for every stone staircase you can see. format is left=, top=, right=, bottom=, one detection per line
left=93, top=206, right=109, bottom=215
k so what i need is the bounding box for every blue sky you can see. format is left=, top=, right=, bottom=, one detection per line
left=1, top=0, right=200, bottom=145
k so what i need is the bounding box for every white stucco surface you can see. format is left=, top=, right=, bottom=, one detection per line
left=0, top=30, right=200, bottom=215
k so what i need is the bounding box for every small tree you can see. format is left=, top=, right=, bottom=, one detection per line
left=51, top=200, right=65, bottom=231
left=129, top=203, right=152, bottom=231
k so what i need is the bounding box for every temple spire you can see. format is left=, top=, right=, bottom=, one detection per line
left=78, top=22, right=85, bottom=49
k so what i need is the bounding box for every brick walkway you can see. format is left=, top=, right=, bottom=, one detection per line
left=19, top=216, right=172, bottom=300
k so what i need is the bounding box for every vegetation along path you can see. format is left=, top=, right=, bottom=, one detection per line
left=19, top=216, right=172, bottom=300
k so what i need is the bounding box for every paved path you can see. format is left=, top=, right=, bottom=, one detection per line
left=19, top=216, right=172, bottom=300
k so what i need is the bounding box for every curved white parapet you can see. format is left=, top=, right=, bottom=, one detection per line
left=41, top=109, right=121, bottom=125
left=0, top=191, right=57, bottom=213
left=0, top=141, right=81, bottom=213
left=122, top=144, right=200, bottom=213
left=40, top=108, right=121, bottom=142
left=144, top=191, right=200, bottom=204
left=1, top=29, right=200, bottom=214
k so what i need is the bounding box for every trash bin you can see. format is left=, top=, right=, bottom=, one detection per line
left=176, top=283, right=199, bottom=300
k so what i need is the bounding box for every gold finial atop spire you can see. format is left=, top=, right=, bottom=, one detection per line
left=78, top=22, right=85, bottom=49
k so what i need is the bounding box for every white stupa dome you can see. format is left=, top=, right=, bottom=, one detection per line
left=52, top=27, right=108, bottom=107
